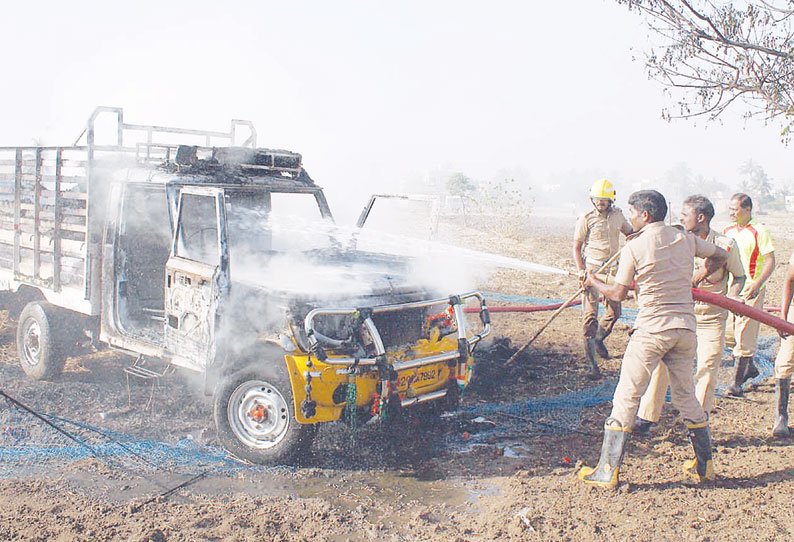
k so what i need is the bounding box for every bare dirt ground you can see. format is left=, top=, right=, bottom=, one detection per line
left=2, top=210, right=794, bottom=541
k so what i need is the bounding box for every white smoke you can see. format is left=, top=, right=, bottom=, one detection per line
left=230, top=206, right=565, bottom=300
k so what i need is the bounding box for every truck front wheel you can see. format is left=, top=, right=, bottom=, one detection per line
left=213, top=364, right=317, bottom=465
left=16, top=301, right=66, bottom=381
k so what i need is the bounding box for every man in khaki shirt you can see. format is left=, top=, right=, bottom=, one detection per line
left=635, top=195, right=745, bottom=433
left=573, top=179, right=633, bottom=379
left=577, top=190, right=728, bottom=489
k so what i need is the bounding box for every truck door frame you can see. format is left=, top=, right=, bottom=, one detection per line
left=164, top=186, right=230, bottom=372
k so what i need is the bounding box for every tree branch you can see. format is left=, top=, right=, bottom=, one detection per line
left=619, top=0, right=794, bottom=125
left=677, top=0, right=728, bottom=41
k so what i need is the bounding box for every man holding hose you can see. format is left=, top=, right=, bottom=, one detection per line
left=634, top=195, right=745, bottom=434
left=572, top=179, right=633, bottom=379
left=578, top=190, right=727, bottom=488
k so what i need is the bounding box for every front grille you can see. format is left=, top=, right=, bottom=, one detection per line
left=371, top=307, right=425, bottom=350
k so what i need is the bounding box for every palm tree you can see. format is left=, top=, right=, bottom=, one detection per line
left=739, top=160, right=774, bottom=207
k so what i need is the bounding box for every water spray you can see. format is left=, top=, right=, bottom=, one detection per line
left=506, top=250, right=623, bottom=365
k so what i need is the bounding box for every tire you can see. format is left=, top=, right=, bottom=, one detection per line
left=16, top=301, right=67, bottom=381
left=213, top=363, right=317, bottom=465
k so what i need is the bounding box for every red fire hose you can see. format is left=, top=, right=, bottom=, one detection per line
left=464, top=289, right=794, bottom=335
left=463, top=299, right=582, bottom=313
left=692, top=288, right=794, bottom=335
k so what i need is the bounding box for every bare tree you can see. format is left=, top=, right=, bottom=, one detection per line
left=617, top=1, right=794, bottom=135
left=445, top=172, right=478, bottom=220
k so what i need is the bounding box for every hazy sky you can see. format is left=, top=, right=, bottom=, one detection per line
left=0, top=1, right=788, bottom=220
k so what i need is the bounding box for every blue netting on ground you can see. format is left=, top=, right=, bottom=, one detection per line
left=464, top=378, right=619, bottom=438
left=0, top=405, right=267, bottom=478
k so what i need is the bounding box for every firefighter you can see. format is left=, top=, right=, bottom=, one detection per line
left=634, top=195, right=745, bottom=434
left=771, top=251, right=794, bottom=438
left=723, top=193, right=776, bottom=396
left=578, top=190, right=728, bottom=488
left=572, top=179, right=633, bottom=379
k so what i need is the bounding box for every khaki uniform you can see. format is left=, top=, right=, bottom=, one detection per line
left=723, top=218, right=775, bottom=357
left=573, top=207, right=631, bottom=338
left=774, top=251, right=794, bottom=380
left=725, top=291, right=766, bottom=357
left=637, top=230, right=745, bottom=420
left=608, top=222, right=716, bottom=428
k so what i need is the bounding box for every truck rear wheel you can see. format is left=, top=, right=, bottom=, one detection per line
left=213, top=363, right=317, bottom=465
left=16, top=301, right=66, bottom=381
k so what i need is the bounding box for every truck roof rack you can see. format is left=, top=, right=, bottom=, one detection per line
left=70, top=106, right=259, bottom=166
left=70, top=107, right=304, bottom=176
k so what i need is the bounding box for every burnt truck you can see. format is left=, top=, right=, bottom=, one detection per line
left=0, top=107, right=490, bottom=464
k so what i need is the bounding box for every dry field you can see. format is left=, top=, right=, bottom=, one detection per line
left=1, top=209, right=793, bottom=541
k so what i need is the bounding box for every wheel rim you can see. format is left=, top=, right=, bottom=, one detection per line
left=227, top=379, right=290, bottom=450
left=22, top=318, right=42, bottom=367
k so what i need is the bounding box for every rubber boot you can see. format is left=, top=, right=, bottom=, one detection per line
left=742, top=356, right=759, bottom=384
left=578, top=418, right=631, bottom=489
left=683, top=423, right=715, bottom=483
left=772, top=378, right=791, bottom=439
left=726, top=356, right=749, bottom=397
left=594, top=326, right=610, bottom=360
left=584, top=338, right=600, bottom=380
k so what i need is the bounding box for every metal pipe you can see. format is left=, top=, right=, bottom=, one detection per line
left=122, top=123, right=231, bottom=139
left=468, top=322, right=491, bottom=347
left=400, top=388, right=447, bottom=408
left=320, top=357, right=378, bottom=367
left=367, top=291, right=482, bottom=313
left=392, top=351, right=460, bottom=372
left=361, top=316, right=386, bottom=356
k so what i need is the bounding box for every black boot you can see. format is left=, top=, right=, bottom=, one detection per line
left=594, top=326, right=610, bottom=359
left=584, top=338, right=600, bottom=380
left=726, top=356, right=749, bottom=397
left=684, top=422, right=715, bottom=483
left=578, top=418, right=631, bottom=489
left=772, top=378, right=791, bottom=439
left=633, top=417, right=653, bottom=437
left=742, top=357, right=759, bottom=383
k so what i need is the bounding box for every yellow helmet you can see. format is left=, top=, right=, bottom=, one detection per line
left=590, top=179, right=616, bottom=201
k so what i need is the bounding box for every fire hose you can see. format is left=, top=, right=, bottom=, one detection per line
left=462, top=298, right=780, bottom=314
left=463, top=289, right=794, bottom=364
left=463, top=299, right=582, bottom=314
left=692, top=288, right=794, bottom=335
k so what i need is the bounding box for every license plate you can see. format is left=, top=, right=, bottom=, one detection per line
left=397, top=366, right=442, bottom=390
